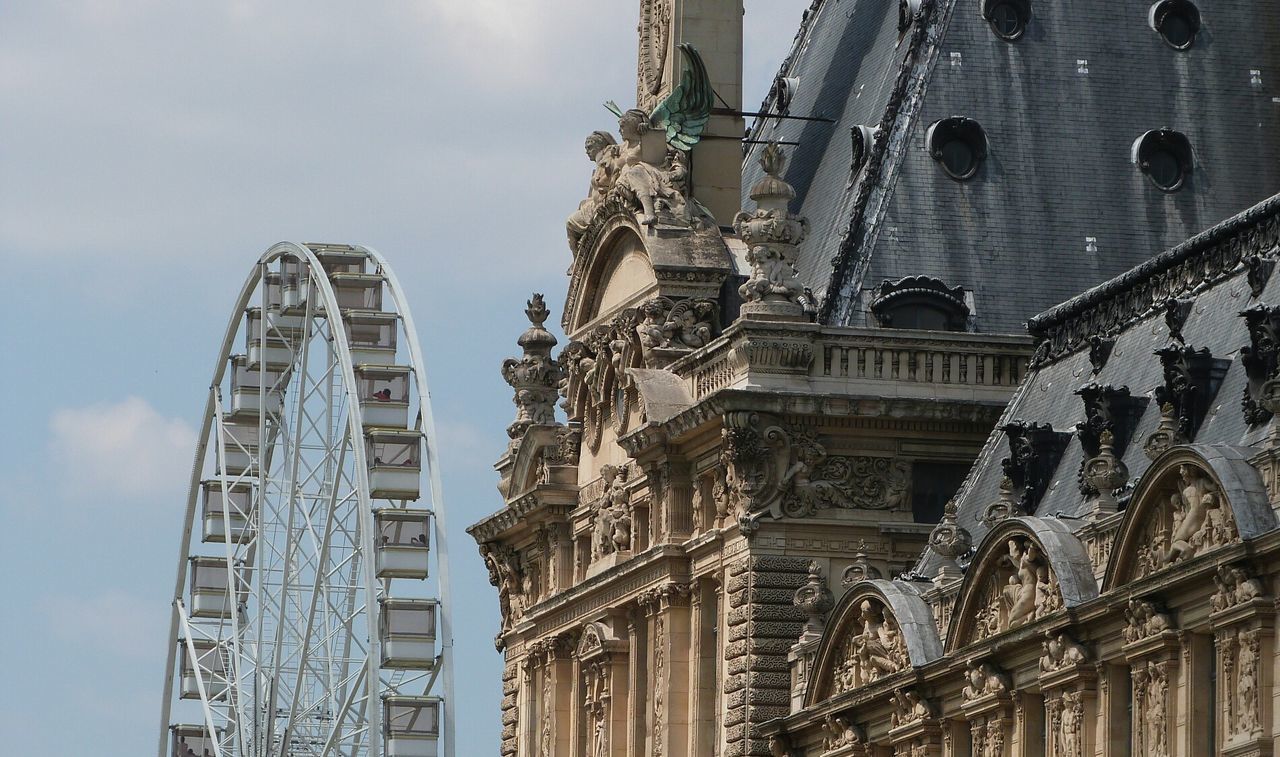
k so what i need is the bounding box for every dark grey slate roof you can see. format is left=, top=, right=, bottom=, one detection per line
left=916, top=191, right=1280, bottom=576
left=743, top=0, right=1280, bottom=334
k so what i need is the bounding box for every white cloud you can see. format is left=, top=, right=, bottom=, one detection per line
left=48, top=396, right=196, bottom=499
left=38, top=589, right=169, bottom=660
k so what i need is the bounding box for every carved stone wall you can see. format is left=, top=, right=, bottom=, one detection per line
left=723, top=556, right=809, bottom=757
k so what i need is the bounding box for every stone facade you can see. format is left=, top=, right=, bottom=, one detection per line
left=764, top=197, right=1280, bottom=756
left=467, top=2, right=1280, bottom=755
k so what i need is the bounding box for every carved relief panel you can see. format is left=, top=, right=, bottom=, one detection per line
left=826, top=599, right=910, bottom=697
left=965, top=536, right=1063, bottom=644
left=1122, top=463, right=1239, bottom=582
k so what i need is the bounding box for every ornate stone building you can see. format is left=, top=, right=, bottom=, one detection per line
left=468, top=1, right=1280, bottom=755
left=767, top=191, right=1280, bottom=757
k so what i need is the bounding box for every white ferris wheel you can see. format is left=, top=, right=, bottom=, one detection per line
left=158, top=242, right=455, bottom=757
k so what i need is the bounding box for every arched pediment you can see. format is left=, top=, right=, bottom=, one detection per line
left=563, top=207, right=733, bottom=334
left=1103, top=444, right=1274, bottom=591
left=804, top=580, right=941, bottom=707
left=947, top=517, right=1097, bottom=652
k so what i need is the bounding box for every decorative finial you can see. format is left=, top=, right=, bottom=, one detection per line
left=928, top=499, right=972, bottom=559
left=734, top=142, right=810, bottom=321
left=501, top=293, right=562, bottom=441
left=793, top=561, right=834, bottom=643
left=1083, top=429, right=1128, bottom=515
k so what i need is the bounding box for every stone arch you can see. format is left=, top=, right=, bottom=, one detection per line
left=1103, top=444, right=1274, bottom=591
left=804, top=580, right=941, bottom=706
left=567, top=218, right=657, bottom=333
left=947, top=517, right=1096, bottom=652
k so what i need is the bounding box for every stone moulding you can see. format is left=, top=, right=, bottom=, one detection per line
left=1027, top=194, right=1280, bottom=368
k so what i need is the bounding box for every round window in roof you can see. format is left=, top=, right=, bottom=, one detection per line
left=927, top=117, right=987, bottom=181
left=982, top=0, right=1030, bottom=40
left=1150, top=0, right=1201, bottom=50
left=1132, top=129, right=1193, bottom=191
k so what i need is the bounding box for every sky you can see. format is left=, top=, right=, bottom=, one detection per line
left=0, top=1, right=809, bottom=754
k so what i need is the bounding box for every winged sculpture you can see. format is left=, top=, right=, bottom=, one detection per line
left=567, top=44, right=715, bottom=248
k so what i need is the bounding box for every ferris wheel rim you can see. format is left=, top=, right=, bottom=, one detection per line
left=159, top=241, right=452, bottom=757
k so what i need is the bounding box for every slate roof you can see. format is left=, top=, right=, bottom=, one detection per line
left=916, top=190, right=1280, bottom=576
left=742, top=0, right=1280, bottom=334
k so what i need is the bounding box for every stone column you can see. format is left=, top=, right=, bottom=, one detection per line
left=648, top=583, right=693, bottom=757
left=627, top=611, right=647, bottom=757
left=1040, top=650, right=1097, bottom=757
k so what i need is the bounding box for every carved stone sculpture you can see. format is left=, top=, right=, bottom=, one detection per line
left=841, top=541, right=880, bottom=587
left=1050, top=690, right=1085, bottom=757
left=1039, top=630, right=1088, bottom=673
left=1211, top=564, right=1265, bottom=613
left=1143, top=402, right=1183, bottom=461
left=634, top=296, right=718, bottom=367
left=1081, top=429, right=1128, bottom=512
left=723, top=413, right=910, bottom=524
left=971, top=536, right=1062, bottom=642
left=1122, top=598, right=1172, bottom=644
left=999, top=421, right=1070, bottom=515
left=820, top=715, right=865, bottom=754
left=481, top=543, right=525, bottom=640
left=889, top=688, right=931, bottom=729
left=961, top=661, right=1010, bottom=701
left=733, top=143, right=809, bottom=321
left=830, top=599, right=909, bottom=695
left=1133, top=661, right=1169, bottom=757
left=566, top=131, right=620, bottom=251
left=1128, top=464, right=1238, bottom=580
left=501, top=294, right=562, bottom=441
left=929, top=499, right=972, bottom=559
left=1164, top=464, right=1226, bottom=564
left=590, top=465, right=632, bottom=559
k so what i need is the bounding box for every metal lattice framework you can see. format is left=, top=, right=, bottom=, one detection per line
left=158, top=243, right=454, bottom=757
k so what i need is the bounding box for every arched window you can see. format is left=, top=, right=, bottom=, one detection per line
left=927, top=117, right=988, bottom=181
left=1149, top=0, right=1201, bottom=50
left=982, top=0, right=1030, bottom=40
left=870, top=276, right=970, bottom=331
left=1132, top=129, right=1193, bottom=191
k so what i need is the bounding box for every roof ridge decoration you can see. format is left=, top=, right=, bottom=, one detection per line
left=1026, top=193, right=1280, bottom=367
left=822, top=0, right=956, bottom=324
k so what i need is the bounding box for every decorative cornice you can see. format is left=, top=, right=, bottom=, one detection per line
left=1027, top=193, right=1280, bottom=367
left=466, top=494, right=575, bottom=543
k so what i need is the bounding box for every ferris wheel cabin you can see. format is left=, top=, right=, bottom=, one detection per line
left=178, top=639, right=228, bottom=700
left=379, top=598, right=438, bottom=669
left=170, top=724, right=220, bottom=757
left=229, top=355, right=285, bottom=416
left=383, top=696, right=441, bottom=757
left=375, top=508, right=431, bottom=579
left=330, top=271, right=385, bottom=311
left=188, top=556, right=249, bottom=619
left=357, top=365, right=412, bottom=428
left=200, top=479, right=252, bottom=543
left=245, top=308, right=299, bottom=368
left=366, top=428, right=422, bottom=500
left=217, top=417, right=261, bottom=477
left=346, top=311, right=399, bottom=365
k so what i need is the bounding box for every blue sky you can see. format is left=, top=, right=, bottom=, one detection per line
left=0, top=1, right=806, bottom=753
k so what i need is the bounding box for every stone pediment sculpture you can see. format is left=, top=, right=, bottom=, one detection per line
left=825, top=598, right=910, bottom=697
left=566, top=43, right=713, bottom=252
left=1126, top=462, right=1238, bottom=579
left=962, top=535, right=1064, bottom=643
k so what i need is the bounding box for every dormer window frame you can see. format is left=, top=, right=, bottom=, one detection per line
left=926, top=117, right=988, bottom=181
left=870, top=276, right=971, bottom=332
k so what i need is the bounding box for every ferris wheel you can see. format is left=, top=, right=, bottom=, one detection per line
left=158, top=242, right=455, bottom=757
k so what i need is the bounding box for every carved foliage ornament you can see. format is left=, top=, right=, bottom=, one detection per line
left=1151, top=343, right=1226, bottom=443
left=828, top=598, right=910, bottom=697
left=721, top=412, right=910, bottom=523
left=560, top=310, right=644, bottom=451
left=1125, top=463, right=1238, bottom=581
left=1075, top=383, right=1144, bottom=496
left=969, top=536, right=1063, bottom=643
left=637, top=0, right=672, bottom=105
